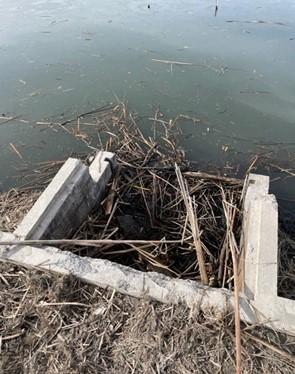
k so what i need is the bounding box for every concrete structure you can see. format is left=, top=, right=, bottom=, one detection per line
left=240, top=173, right=295, bottom=334
left=14, top=151, right=115, bottom=240
left=0, top=232, right=257, bottom=324
left=0, top=163, right=294, bottom=336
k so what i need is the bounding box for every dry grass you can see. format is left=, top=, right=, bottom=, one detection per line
left=278, top=231, right=295, bottom=300
left=1, top=104, right=295, bottom=372
left=57, top=104, right=244, bottom=287
left=1, top=262, right=295, bottom=374
left=0, top=189, right=41, bottom=232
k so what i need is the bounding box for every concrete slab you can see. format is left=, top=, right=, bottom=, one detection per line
left=14, top=152, right=115, bottom=240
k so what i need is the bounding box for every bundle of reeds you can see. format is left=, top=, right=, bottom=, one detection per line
left=56, top=103, right=244, bottom=288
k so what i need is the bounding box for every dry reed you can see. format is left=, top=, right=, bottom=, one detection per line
left=0, top=104, right=295, bottom=373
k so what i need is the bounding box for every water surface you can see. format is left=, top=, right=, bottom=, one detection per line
left=0, top=0, right=295, bottom=208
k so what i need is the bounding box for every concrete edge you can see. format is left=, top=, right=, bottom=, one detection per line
left=0, top=230, right=294, bottom=334
left=0, top=230, right=266, bottom=329
left=243, top=175, right=278, bottom=299
left=14, top=158, right=86, bottom=239
left=13, top=152, right=115, bottom=240
left=242, top=173, right=295, bottom=336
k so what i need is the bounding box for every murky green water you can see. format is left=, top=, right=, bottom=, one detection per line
left=1, top=0, right=295, bottom=209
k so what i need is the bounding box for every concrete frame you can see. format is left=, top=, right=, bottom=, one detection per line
left=0, top=159, right=294, bottom=335
left=241, top=174, right=295, bottom=334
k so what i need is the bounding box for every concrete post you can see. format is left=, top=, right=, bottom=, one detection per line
left=14, top=152, right=115, bottom=240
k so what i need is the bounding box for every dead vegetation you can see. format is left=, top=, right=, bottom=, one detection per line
left=0, top=189, right=41, bottom=232
left=1, top=104, right=244, bottom=287
left=55, top=104, right=243, bottom=289
left=278, top=230, right=295, bottom=300
left=1, top=104, right=295, bottom=372
left=0, top=261, right=295, bottom=374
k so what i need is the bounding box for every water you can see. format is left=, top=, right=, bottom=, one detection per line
left=0, top=0, right=295, bottom=209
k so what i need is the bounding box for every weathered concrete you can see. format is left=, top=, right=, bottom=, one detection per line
left=2, top=229, right=291, bottom=332
left=14, top=152, right=115, bottom=240
left=255, top=194, right=278, bottom=298
left=241, top=173, right=271, bottom=299
left=241, top=173, right=295, bottom=335
left=0, top=231, right=15, bottom=243
left=0, top=231, right=257, bottom=325
left=242, top=173, right=278, bottom=299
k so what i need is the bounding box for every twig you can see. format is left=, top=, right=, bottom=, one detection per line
left=222, top=189, right=242, bottom=374
left=59, top=104, right=115, bottom=126
left=269, top=163, right=295, bottom=177
left=0, top=238, right=184, bottom=247
left=244, top=332, right=295, bottom=365
left=1, top=330, right=25, bottom=341
left=37, top=301, right=91, bottom=308
left=184, top=171, right=242, bottom=184
left=175, top=164, right=208, bottom=285
left=152, top=58, right=193, bottom=66
left=0, top=115, right=21, bottom=126
left=9, top=143, right=24, bottom=160
left=245, top=155, right=259, bottom=175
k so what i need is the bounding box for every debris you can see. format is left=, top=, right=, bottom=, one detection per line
left=152, top=58, right=193, bottom=66
left=0, top=115, right=21, bottom=126
left=175, top=164, right=208, bottom=284
left=240, top=89, right=270, bottom=95
left=0, top=104, right=295, bottom=373
left=51, top=103, right=243, bottom=285
left=62, top=88, right=75, bottom=93
left=9, top=143, right=23, bottom=160
left=29, top=90, right=41, bottom=97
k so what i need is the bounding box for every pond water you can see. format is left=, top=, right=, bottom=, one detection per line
left=0, top=0, right=295, bottom=213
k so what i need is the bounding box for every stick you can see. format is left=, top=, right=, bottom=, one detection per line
left=0, top=238, right=184, bottom=248
left=269, top=163, right=295, bottom=177
left=184, top=171, right=242, bottom=184
left=222, top=190, right=242, bottom=374
left=0, top=115, right=21, bottom=126
left=230, top=238, right=242, bottom=374
left=37, top=302, right=91, bottom=308
left=1, top=330, right=24, bottom=341
left=152, top=58, right=193, bottom=66
left=175, top=164, right=208, bottom=285
left=244, top=332, right=295, bottom=364
left=9, top=143, right=24, bottom=160
left=59, top=104, right=115, bottom=126
left=245, top=155, right=259, bottom=175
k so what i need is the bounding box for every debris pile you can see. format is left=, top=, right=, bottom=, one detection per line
left=59, top=104, right=244, bottom=287
left=1, top=104, right=294, bottom=298
left=1, top=104, right=295, bottom=373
